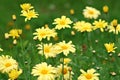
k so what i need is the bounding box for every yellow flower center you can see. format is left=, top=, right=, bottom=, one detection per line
left=5, top=63, right=12, bottom=67
left=41, top=69, right=48, bottom=74
left=85, top=74, right=92, bottom=79
left=27, top=12, right=34, bottom=17
left=39, top=33, right=46, bottom=37
left=97, top=22, right=104, bottom=27
left=60, top=21, right=65, bottom=25
left=89, top=10, right=94, bottom=15
left=44, top=47, right=50, bottom=53
left=61, top=45, right=68, bottom=50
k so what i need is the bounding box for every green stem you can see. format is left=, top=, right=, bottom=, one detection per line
left=62, top=53, right=64, bottom=80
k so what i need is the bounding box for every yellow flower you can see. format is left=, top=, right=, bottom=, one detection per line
left=93, top=19, right=108, bottom=32
left=53, top=15, right=73, bottom=30
left=5, top=29, right=22, bottom=44
left=104, top=43, right=117, bottom=53
left=20, top=3, right=33, bottom=11
left=56, top=41, right=76, bottom=56
left=0, top=55, right=18, bottom=73
left=57, top=64, right=73, bottom=80
left=8, top=69, right=22, bottom=80
left=31, top=62, right=56, bottom=80
left=33, top=27, right=57, bottom=41
left=108, top=24, right=120, bottom=34
left=83, top=6, right=100, bottom=19
left=60, top=58, right=71, bottom=64
left=37, top=43, right=57, bottom=59
left=78, top=68, right=100, bottom=80
left=103, top=5, right=109, bottom=13
left=73, top=21, right=92, bottom=32
left=9, top=29, right=22, bottom=39
left=21, top=10, right=39, bottom=22
left=107, top=19, right=120, bottom=34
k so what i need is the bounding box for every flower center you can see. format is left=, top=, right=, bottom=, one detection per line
left=41, top=69, right=48, bottom=74
left=5, top=63, right=12, bottom=67
left=89, top=10, right=94, bottom=15
left=44, top=47, right=50, bottom=53
left=61, top=45, right=68, bottom=50
left=39, top=32, right=46, bottom=37
left=60, top=21, right=65, bottom=25
left=85, top=74, right=92, bottom=79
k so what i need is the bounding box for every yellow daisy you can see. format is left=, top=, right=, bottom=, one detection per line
left=73, top=21, right=92, bottom=32
left=31, top=62, right=56, bottom=80
left=104, top=43, right=117, bottom=53
left=37, top=43, right=57, bottom=59
left=0, top=55, right=18, bottom=73
left=9, top=29, right=22, bottom=39
left=8, top=68, right=22, bottom=80
left=57, top=64, right=73, bottom=80
left=93, top=19, right=108, bottom=32
left=53, top=15, right=73, bottom=30
left=108, top=19, right=120, bottom=34
left=108, top=24, right=120, bottom=34
left=33, top=27, right=57, bottom=41
left=20, top=3, right=33, bottom=11
left=56, top=41, right=76, bottom=56
left=83, top=6, right=100, bottom=19
left=21, top=10, right=39, bottom=22
left=78, top=68, right=100, bottom=80
left=5, top=29, right=22, bottom=44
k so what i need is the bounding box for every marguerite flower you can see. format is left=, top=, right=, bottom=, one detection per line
left=56, top=41, right=76, bottom=56
left=108, top=19, right=120, bottom=34
left=21, top=10, right=39, bottom=22
left=56, top=64, right=73, bottom=80
left=20, top=3, right=33, bottom=11
left=73, top=21, right=92, bottom=32
left=37, top=43, right=57, bottom=59
left=83, top=6, right=100, bottom=19
left=78, top=68, right=100, bottom=80
left=8, top=68, right=22, bottom=80
left=104, top=43, right=117, bottom=53
left=31, top=62, right=56, bottom=80
left=5, top=29, right=22, bottom=44
left=53, top=15, right=73, bottom=30
left=0, top=55, right=18, bottom=73
left=33, top=27, right=57, bottom=41
left=93, top=19, right=108, bottom=32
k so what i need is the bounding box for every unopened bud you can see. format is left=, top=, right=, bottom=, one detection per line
left=12, top=14, right=16, bottom=21
left=13, top=39, right=17, bottom=45
left=103, top=5, right=109, bottom=13
left=111, top=19, right=118, bottom=27
left=5, top=33, right=10, bottom=39
left=70, top=9, right=74, bottom=15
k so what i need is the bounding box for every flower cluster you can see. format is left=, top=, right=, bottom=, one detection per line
left=20, top=3, right=39, bottom=22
